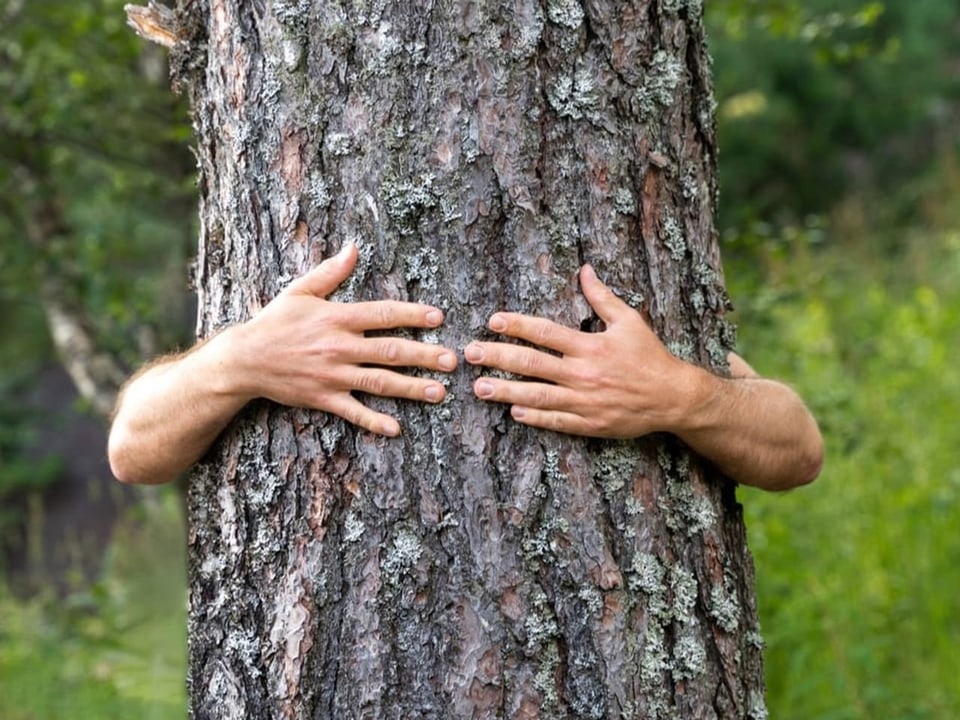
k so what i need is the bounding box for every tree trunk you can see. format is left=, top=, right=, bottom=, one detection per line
left=177, top=1, right=766, bottom=718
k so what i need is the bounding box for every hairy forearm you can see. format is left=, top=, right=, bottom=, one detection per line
left=107, top=330, right=250, bottom=485
left=675, top=368, right=823, bottom=491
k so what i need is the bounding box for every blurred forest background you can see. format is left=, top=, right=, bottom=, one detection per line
left=1, top=1, right=958, bottom=717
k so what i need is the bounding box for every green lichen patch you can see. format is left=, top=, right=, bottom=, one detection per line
left=547, top=0, right=585, bottom=30
left=668, top=565, right=698, bottom=624
left=546, top=65, right=600, bottom=121
left=381, top=527, right=424, bottom=580
left=672, top=621, right=707, bottom=680
left=593, top=441, right=643, bottom=502
left=662, top=0, right=704, bottom=17
left=613, top=187, right=637, bottom=216
left=403, top=246, right=441, bottom=295
left=709, top=582, right=741, bottom=633
left=658, top=476, right=716, bottom=536
left=661, top=214, right=687, bottom=261
left=747, top=689, right=770, bottom=720
left=381, top=173, right=439, bottom=236
left=634, top=50, right=685, bottom=119
left=343, top=511, right=366, bottom=544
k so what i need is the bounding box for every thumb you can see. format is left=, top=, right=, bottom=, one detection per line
left=580, top=264, right=631, bottom=326
left=286, top=243, right=358, bottom=298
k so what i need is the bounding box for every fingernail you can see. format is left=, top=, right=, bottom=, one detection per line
left=464, top=344, right=483, bottom=363
left=439, top=352, right=457, bottom=371
left=425, top=385, right=443, bottom=402
left=581, top=264, right=596, bottom=279
left=512, top=406, right=526, bottom=420
left=337, top=243, right=353, bottom=258
left=475, top=380, right=494, bottom=398
left=382, top=419, right=401, bottom=436
left=489, top=315, right=507, bottom=332
left=425, top=309, right=443, bottom=326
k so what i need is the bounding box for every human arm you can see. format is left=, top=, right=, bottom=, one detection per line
left=464, top=264, right=823, bottom=491
left=107, top=244, right=459, bottom=485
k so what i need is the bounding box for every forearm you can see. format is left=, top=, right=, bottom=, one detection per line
left=674, top=368, right=823, bottom=491
left=108, top=329, right=251, bottom=485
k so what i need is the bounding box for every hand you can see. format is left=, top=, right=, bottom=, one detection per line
left=464, top=265, right=700, bottom=439
left=224, top=244, right=459, bottom=436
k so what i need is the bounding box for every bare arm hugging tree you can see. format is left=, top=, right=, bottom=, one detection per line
left=109, top=244, right=458, bottom=484
left=110, top=255, right=821, bottom=490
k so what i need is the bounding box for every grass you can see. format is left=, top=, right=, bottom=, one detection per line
left=0, top=490, right=187, bottom=720
left=730, top=222, right=960, bottom=719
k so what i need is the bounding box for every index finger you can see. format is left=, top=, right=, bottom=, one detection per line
left=488, top=312, right=582, bottom=355
left=339, top=300, right=444, bottom=332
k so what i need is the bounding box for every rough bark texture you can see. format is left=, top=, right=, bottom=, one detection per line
left=178, top=1, right=766, bottom=718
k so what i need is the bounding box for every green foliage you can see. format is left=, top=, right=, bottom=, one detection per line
left=0, top=0, right=195, bottom=370
left=0, top=391, right=61, bottom=494
left=0, top=378, right=63, bottom=538
left=708, top=0, right=960, bottom=231
left=0, top=0, right=196, bottom=528
left=0, top=493, right=187, bottom=720
left=729, top=191, right=960, bottom=717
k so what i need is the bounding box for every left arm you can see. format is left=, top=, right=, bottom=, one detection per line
left=464, top=265, right=822, bottom=491
left=674, top=353, right=823, bottom=490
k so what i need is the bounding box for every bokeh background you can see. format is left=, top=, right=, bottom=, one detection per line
left=1, top=1, right=958, bottom=717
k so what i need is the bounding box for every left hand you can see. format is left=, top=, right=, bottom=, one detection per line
left=465, top=265, right=702, bottom=439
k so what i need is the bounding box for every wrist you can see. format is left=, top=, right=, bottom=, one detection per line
left=195, top=325, right=259, bottom=403
left=670, top=362, right=723, bottom=436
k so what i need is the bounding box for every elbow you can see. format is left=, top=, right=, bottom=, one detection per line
left=798, top=430, right=825, bottom=487
left=107, top=424, right=137, bottom=484
left=795, top=411, right=825, bottom=487
left=107, top=422, right=155, bottom=485
left=108, top=420, right=179, bottom=485
left=777, top=427, right=824, bottom=491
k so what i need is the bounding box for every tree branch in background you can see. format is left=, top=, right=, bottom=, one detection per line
left=125, top=2, right=180, bottom=49
left=22, top=177, right=128, bottom=419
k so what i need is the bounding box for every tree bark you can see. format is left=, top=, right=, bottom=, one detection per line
left=176, top=1, right=766, bottom=718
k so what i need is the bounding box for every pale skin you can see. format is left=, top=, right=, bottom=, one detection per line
left=108, top=244, right=822, bottom=490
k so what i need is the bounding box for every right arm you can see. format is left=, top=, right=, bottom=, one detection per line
left=108, top=244, right=459, bottom=485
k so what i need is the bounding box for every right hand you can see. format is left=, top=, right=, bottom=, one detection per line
left=223, top=243, right=458, bottom=436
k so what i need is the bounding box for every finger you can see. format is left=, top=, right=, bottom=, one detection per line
left=349, top=367, right=448, bottom=404
left=473, top=377, right=577, bottom=411
left=579, top=265, right=633, bottom=326
left=287, top=244, right=358, bottom=298
left=464, top=341, right=565, bottom=381
left=348, top=337, right=458, bottom=372
left=324, top=393, right=401, bottom=437
left=340, top=300, right=445, bottom=332
left=509, top=406, right=598, bottom=437
left=487, top=312, right=581, bottom=355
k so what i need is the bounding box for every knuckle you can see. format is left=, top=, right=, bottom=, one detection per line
left=343, top=405, right=365, bottom=427
left=533, top=322, right=554, bottom=346
left=315, top=339, right=343, bottom=361
left=311, top=391, right=335, bottom=410
left=379, top=339, right=401, bottom=364
left=532, top=386, right=553, bottom=408
left=356, top=372, right=387, bottom=395
left=520, top=351, right=543, bottom=376
left=377, top=303, right=396, bottom=327
left=589, top=416, right=611, bottom=436
left=575, top=364, right=604, bottom=389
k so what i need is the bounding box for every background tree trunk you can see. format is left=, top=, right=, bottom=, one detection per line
left=177, top=1, right=766, bottom=717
